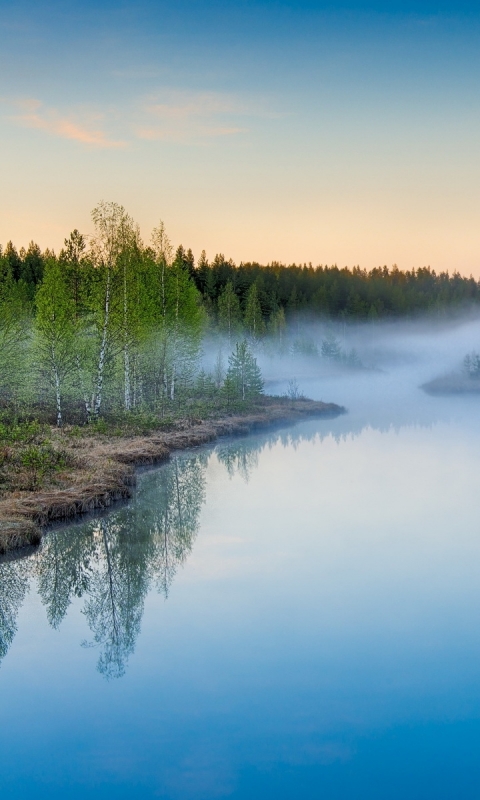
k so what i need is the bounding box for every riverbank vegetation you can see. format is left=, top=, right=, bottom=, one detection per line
left=0, top=202, right=271, bottom=428
left=1, top=201, right=478, bottom=427
left=0, top=200, right=357, bottom=553
left=0, top=399, right=343, bottom=554
left=3, top=229, right=480, bottom=326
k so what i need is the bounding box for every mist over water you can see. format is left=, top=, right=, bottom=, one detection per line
left=257, top=313, right=480, bottom=431
left=2, top=314, right=480, bottom=798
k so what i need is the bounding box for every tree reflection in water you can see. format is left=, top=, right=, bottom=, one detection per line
left=0, top=426, right=326, bottom=677
left=0, top=453, right=208, bottom=677
left=0, top=555, right=31, bottom=662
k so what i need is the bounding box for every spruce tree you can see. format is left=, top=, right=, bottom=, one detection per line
left=224, top=340, right=264, bottom=402
left=218, top=280, right=241, bottom=342
left=0, top=259, right=31, bottom=416
left=244, top=282, right=265, bottom=342
left=321, top=331, right=342, bottom=360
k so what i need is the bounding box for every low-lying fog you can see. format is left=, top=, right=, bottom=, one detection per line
left=204, top=313, right=480, bottom=434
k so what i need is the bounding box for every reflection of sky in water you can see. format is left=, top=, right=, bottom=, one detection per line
left=2, top=399, right=480, bottom=797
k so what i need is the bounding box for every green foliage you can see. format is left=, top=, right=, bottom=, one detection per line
left=268, top=307, right=286, bottom=338
left=244, top=282, right=266, bottom=341
left=218, top=281, right=242, bottom=341
left=224, top=340, right=264, bottom=402
left=189, top=260, right=480, bottom=322
left=35, top=258, right=78, bottom=425
left=20, top=444, right=68, bottom=474
left=0, top=420, right=44, bottom=443
left=4, top=199, right=480, bottom=425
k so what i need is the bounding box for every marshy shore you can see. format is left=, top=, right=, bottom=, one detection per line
left=0, top=397, right=344, bottom=555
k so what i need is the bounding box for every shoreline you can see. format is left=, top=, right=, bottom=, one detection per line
left=422, top=374, right=480, bottom=395
left=0, top=398, right=345, bottom=555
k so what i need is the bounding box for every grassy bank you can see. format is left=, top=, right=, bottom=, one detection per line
left=422, top=374, right=480, bottom=395
left=0, top=397, right=345, bottom=554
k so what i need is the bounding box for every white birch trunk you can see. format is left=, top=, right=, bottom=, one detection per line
left=52, top=346, right=62, bottom=427
left=123, top=264, right=131, bottom=411
left=93, top=270, right=111, bottom=419
left=169, top=273, right=180, bottom=402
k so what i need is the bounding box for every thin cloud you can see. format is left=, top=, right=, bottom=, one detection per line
left=138, top=124, right=246, bottom=141
left=146, top=91, right=245, bottom=119
left=136, top=90, right=250, bottom=142
left=11, top=99, right=126, bottom=149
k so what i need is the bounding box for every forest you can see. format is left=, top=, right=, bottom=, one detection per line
left=0, top=202, right=265, bottom=426
left=1, top=200, right=479, bottom=426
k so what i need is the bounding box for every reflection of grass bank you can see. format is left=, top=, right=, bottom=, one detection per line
left=0, top=397, right=344, bottom=555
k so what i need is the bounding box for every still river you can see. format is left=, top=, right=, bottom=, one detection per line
left=1, top=369, right=480, bottom=799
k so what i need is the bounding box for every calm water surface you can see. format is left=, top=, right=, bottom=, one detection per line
left=1, top=374, right=480, bottom=799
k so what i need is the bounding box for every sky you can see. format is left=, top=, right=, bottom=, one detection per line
left=2, top=0, right=480, bottom=274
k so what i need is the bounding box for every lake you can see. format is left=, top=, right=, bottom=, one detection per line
left=1, top=365, right=480, bottom=799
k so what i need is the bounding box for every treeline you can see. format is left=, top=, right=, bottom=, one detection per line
left=0, top=202, right=265, bottom=426
left=3, top=231, right=480, bottom=325
left=191, top=258, right=480, bottom=321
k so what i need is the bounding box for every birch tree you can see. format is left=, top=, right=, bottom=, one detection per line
left=149, top=220, right=173, bottom=407
left=166, top=255, right=204, bottom=402
left=35, top=258, right=76, bottom=426
left=149, top=223, right=203, bottom=406
left=87, top=201, right=136, bottom=420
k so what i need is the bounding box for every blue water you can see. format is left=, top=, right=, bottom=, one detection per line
left=2, top=374, right=480, bottom=798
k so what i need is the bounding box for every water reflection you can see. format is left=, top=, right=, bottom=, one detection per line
left=0, top=555, right=30, bottom=662
left=1, top=403, right=474, bottom=678
left=0, top=452, right=209, bottom=677
left=1, top=428, right=315, bottom=677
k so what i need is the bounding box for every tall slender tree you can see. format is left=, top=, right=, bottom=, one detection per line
left=35, top=258, right=76, bottom=426
left=87, top=201, right=136, bottom=420
left=218, top=280, right=242, bottom=342
left=244, top=282, right=265, bottom=342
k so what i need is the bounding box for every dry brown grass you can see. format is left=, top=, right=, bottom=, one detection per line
left=0, top=399, right=343, bottom=554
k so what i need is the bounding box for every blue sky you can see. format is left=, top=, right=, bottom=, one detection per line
left=2, top=0, right=480, bottom=273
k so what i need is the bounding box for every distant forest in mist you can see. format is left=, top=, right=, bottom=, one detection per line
left=0, top=201, right=479, bottom=426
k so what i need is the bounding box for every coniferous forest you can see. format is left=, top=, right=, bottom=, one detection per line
left=1, top=200, right=480, bottom=426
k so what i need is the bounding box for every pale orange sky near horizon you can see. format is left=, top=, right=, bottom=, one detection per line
left=2, top=3, right=480, bottom=278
